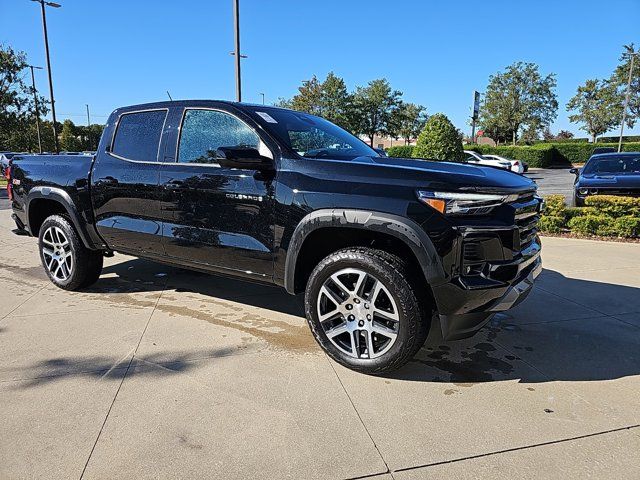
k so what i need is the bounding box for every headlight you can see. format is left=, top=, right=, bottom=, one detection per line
left=578, top=188, right=589, bottom=195
left=417, top=190, right=513, bottom=215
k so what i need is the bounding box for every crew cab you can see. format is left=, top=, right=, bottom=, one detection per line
left=7, top=100, right=543, bottom=374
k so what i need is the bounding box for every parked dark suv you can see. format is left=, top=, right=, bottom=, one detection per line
left=7, top=100, right=542, bottom=374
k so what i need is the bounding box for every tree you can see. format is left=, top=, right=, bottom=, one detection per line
left=351, top=79, right=402, bottom=146
left=556, top=130, right=574, bottom=140
left=567, top=79, right=620, bottom=143
left=391, top=103, right=428, bottom=145
left=60, top=119, right=83, bottom=151
left=607, top=43, right=639, bottom=129
left=0, top=44, right=49, bottom=151
left=289, top=75, right=323, bottom=115
left=319, top=72, right=351, bottom=128
left=412, top=113, right=464, bottom=162
left=480, top=62, right=558, bottom=145
left=280, top=72, right=355, bottom=131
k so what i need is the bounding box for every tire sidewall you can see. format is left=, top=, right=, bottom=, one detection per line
left=38, top=215, right=82, bottom=289
left=305, top=250, right=422, bottom=373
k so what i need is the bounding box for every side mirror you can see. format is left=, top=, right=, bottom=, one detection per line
left=216, top=147, right=273, bottom=170
left=569, top=167, right=580, bottom=175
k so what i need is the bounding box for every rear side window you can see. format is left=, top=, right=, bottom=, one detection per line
left=111, top=110, right=167, bottom=162
left=178, top=109, right=259, bottom=164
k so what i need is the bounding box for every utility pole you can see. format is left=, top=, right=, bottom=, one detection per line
left=259, top=92, right=265, bottom=105
left=85, top=104, right=91, bottom=126
left=618, top=52, right=638, bottom=153
left=232, top=0, right=242, bottom=102
left=32, top=0, right=61, bottom=153
left=470, top=91, right=480, bottom=144
left=28, top=65, right=44, bottom=153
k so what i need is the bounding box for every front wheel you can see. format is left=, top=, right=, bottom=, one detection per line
left=305, top=247, right=430, bottom=375
left=38, top=215, right=104, bottom=290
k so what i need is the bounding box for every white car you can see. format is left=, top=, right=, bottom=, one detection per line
left=463, top=150, right=513, bottom=172
left=483, top=154, right=526, bottom=174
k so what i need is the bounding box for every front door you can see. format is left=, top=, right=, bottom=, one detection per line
left=91, top=108, right=168, bottom=256
left=159, top=108, right=275, bottom=279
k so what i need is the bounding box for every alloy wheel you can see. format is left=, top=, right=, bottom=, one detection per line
left=317, top=268, right=400, bottom=359
left=42, top=226, right=73, bottom=281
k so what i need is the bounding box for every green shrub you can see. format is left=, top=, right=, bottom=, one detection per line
left=386, top=145, right=415, bottom=158
left=543, top=195, right=567, bottom=218
left=613, top=216, right=640, bottom=238
left=567, top=215, right=613, bottom=236
left=565, top=206, right=597, bottom=219
left=553, top=142, right=640, bottom=164
left=413, top=113, right=464, bottom=162
left=541, top=194, right=640, bottom=238
left=538, top=215, right=564, bottom=234
left=469, top=141, right=640, bottom=166
left=584, top=195, right=640, bottom=218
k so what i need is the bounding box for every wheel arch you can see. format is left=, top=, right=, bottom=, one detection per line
left=26, top=187, right=98, bottom=250
left=284, top=209, right=444, bottom=295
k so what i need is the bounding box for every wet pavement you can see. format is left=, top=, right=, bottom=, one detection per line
left=0, top=212, right=639, bottom=479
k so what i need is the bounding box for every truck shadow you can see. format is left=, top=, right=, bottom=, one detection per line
left=36, top=258, right=640, bottom=386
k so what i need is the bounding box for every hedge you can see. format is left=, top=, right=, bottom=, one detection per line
left=552, top=142, right=640, bottom=164
left=538, top=194, right=640, bottom=238
left=388, top=141, right=640, bottom=166
left=466, top=142, right=640, bottom=166
left=386, top=145, right=415, bottom=158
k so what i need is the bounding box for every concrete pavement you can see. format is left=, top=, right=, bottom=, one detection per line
left=0, top=212, right=639, bottom=479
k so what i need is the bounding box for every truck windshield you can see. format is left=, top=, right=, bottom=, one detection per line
left=583, top=155, right=640, bottom=175
left=248, top=108, right=377, bottom=160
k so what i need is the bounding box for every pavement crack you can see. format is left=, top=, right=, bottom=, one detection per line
left=392, top=424, right=640, bottom=474
left=326, top=357, right=394, bottom=480
left=78, top=276, right=169, bottom=480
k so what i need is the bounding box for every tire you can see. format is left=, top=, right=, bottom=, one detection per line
left=305, top=247, right=430, bottom=375
left=38, top=215, right=104, bottom=291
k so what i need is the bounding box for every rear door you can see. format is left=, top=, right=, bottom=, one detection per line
left=91, top=108, right=168, bottom=256
left=158, top=107, right=276, bottom=279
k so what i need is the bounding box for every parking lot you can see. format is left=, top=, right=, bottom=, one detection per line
left=1, top=202, right=640, bottom=479
left=525, top=168, right=575, bottom=202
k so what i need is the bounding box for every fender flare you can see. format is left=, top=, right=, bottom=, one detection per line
left=283, top=209, right=445, bottom=294
left=25, top=186, right=99, bottom=250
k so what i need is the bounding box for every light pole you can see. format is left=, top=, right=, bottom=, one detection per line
left=231, top=0, right=247, bottom=102
left=27, top=65, right=44, bottom=153
left=31, top=0, right=61, bottom=154
left=85, top=104, right=91, bottom=126
left=618, top=51, right=639, bottom=153
left=259, top=92, right=265, bottom=105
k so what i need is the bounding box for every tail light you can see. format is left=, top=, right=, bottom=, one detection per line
left=5, top=165, right=12, bottom=201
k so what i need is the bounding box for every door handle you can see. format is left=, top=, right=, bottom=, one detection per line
left=164, top=180, right=184, bottom=190
left=96, top=176, right=118, bottom=185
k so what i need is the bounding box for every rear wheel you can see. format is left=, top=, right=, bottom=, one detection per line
left=38, top=215, right=103, bottom=290
left=305, top=247, right=430, bottom=374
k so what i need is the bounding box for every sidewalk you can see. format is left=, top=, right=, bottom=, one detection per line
left=1, top=213, right=639, bottom=480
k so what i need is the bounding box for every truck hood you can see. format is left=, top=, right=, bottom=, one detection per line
left=579, top=173, right=640, bottom=188
left=352, top=155, right=536, bottom=193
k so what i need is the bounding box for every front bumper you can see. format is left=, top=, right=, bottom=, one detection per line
left=428, top=255, right=541, bottom=343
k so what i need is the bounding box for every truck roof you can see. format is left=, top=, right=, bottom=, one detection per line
left=112, top=100, right=291, bottom=115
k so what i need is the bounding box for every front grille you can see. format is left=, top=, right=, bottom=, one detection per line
left=511, top=194, right=541, bottom=251
left=593, top=189, right=640, bottom=197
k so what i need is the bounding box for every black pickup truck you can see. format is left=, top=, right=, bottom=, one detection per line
left=7, top=100, right=542, bottom=374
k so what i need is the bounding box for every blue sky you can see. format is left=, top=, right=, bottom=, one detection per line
left=2, top=0, right=639, bottom=137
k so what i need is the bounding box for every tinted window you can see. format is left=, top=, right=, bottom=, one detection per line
left=583, top=155, right=640, bottom=174
left=178, top=109, right=259, bottom=164
left=112, top=110, right=166, bottom=162
left=247, top=108, right=376, bottom=160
